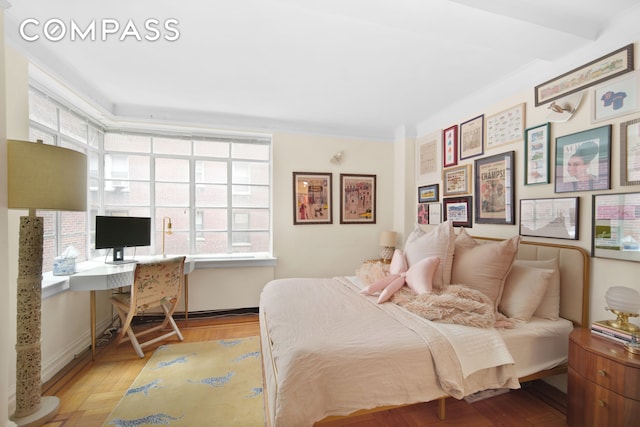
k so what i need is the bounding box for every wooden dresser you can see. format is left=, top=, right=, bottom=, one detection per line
left=568, top=328, right=640, bottom=426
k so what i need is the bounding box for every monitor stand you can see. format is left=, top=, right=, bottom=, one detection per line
left=106, top=247, right=137, bottom=264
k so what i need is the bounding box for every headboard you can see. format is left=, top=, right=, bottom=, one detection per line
left=474, top=237, right=590, bottom=327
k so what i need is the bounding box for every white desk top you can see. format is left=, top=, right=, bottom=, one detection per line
left=68, top=256, right=195, bottom=292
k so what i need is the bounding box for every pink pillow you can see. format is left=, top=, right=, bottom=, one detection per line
left=389, top=249, right=408, bottom=275
left=405, top=256, right=440, bottom=295
left=377, top=276, right=406, bottom=303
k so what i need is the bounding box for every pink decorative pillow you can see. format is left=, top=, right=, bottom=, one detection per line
left=389, top=249, right=408, bottom=275
left=403, top=221, right=455, bottom=289
left=405, top=256, right=440, bottom=295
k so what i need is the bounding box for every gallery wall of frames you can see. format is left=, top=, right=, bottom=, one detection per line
left=415, top=43, right=640, bottom=263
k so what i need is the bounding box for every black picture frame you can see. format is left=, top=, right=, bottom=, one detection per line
left=292, top=172, right=333, bottom=225
left=340, top=173, right=376, bottom=224
left=443, top=196, right=472, bottom=228
left=474, top=151, right=515, bottom=225
left=592, top=192, right=640, bottom=262
left=519, top=197, right=579, bottom=240
left=418, top=184, right=439, bottom=203
left=554, top=125, right=611, bottom=193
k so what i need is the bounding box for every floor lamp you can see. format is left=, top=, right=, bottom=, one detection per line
left=7, top=139, right=87, bottom=427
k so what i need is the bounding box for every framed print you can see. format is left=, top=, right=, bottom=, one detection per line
left=443, top=196, right=472, bottom=228
left=592, top=192, right=640, bottom=262
left=460, top=115, right=484, bottom=160
left=519, top=197, right=579, bottom=240
left=443, top=125, right=458, bottom=167
left=475, top=151, right=515, bottom=225
left=418, top=184, right=439, bottom=203
left=485, top=103, right=525, bottom=150
left=593, top=70, right=640, bottom=123
left=340, top=174, right=376, bottom=224
left=442, top=164, right=471, bottom=196
left=555, top=125, right=611, bottom=193
left=524, top=122, right=550, bottom=185
left=293, top=172, right=332, bottom=225
left=535, top=43, right=634, bottom=106
left=415, top=132, right=440, bottom=185
left=621, top=117, right=640, bottom=186
left=418, top=202, right=442, bottom=225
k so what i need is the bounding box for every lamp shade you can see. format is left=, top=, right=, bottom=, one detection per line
left=605, top=286, right=640, bottom=314
left=379, top=231, right=397, bottom=247
left=8, top=139, right=87, bottom=211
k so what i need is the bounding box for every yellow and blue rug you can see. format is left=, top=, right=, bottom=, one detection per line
left=103, top=336, right=265, bottom=426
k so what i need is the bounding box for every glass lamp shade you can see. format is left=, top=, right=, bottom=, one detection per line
left=605, top=286, right=640, bottom=314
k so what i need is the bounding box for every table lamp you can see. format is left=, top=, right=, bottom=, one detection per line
left=7, top=139, right=87, bottom=426
left=379, top=231, right=397, bottom=263
left=604, top=285, right=640, bottom=333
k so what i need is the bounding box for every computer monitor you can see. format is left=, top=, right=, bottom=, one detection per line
left=95, top=215, right=151, bottom=263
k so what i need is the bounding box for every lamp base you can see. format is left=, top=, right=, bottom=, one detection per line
left=380, top=246, right=395, bottom=264
left=11, top=396, right=60, bottom=427
left=605, top=308, right=640, bottom=333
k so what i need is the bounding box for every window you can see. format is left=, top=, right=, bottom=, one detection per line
left=28, top=85, right=272, bottom=272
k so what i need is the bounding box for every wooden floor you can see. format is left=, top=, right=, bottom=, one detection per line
left=40, top=314, right=568, bottom=427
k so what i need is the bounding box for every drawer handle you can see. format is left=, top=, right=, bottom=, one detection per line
left=598, top=399, right=607, bottom=407
left=597, top=369, right=607, bottom=377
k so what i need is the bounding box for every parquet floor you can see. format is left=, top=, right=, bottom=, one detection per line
left=40, top=314, right=567, bottom=426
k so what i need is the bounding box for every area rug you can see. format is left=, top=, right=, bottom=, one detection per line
left=103, top=336, right=265, bottom=426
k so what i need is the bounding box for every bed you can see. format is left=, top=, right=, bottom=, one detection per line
left=259, top=222, right=589, bottom=427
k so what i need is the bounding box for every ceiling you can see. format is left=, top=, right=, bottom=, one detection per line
left=4, top=1, right=640, bottom=141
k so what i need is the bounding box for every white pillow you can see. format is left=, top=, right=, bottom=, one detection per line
left=403, top=221, right=455, bottom=289
left=513, top=258, right=560, bottom=320
left=499, top=263, right=553, bottom=321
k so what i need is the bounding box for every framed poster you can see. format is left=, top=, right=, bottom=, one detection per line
left=292, top=172, right=332, bottom=225
left=418, top=184, right=439, bottom=203
left=519, top=197, right=579, bottom=240
left=416, top=132, right=440, bottom=184
left=428, top=203, right=441, bottom=224
left=459, top=115, right=484, bottom=160
left=620, top=117, right=640, bottom=186
left=524, top=122, right=550, bottom=185
left=443, top=196, right=472, bottom=228
left=592, top=192, right=640, bottom=262
left=535, top=43, right=634, bottom=106
left=442, top=164, right=471, bottom=196
left=485, top=103, right=525, bottom=150
left=592, top=70, right=640, bottom=123
left=555, top=125, right=611, bottom=193
left=443, top=125, right=458, bottom=167
left=340, top=174, right=376, bottom=224
left=475, top=151, right=515, bottom=225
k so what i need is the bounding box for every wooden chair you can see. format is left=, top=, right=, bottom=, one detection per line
left=110, top=256, right=186, bottom=358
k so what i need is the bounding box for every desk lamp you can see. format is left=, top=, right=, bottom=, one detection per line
left=7, top=139, right=87, bottom=426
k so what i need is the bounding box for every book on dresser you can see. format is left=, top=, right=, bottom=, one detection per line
left=590, top=320, right=637, bottom=344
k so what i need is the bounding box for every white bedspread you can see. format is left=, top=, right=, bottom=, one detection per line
left=260, top=276, right=519, bottom=426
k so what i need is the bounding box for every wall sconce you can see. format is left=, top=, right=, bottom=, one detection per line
left=379, top=231, right=397, bottom=263
left=162, top=216, right=172, bottom=256
left=546, top=92, right=583, bottom=123
left=331, top=151, right=344, bottom=164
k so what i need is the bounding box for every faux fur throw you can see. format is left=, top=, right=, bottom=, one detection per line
left=391, top=284, right=514, bottom=328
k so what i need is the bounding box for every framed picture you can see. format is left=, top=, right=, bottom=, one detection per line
left=621, top=117, right=640, bottom=186
left=443, top=125, right=458, bottom=167
left=524, top=122, right=550, bottom=185
left=535, top=43, right=634, bottom=106
left=554, top=125, right=611, bottom=193
left=519, top=197, right=579, bottom=240
left=593, top=70, right=640, bottom=123
left=443, top=196, right=472, bottom=228
left=417, top=202, right=442, bottom=225
left=442, top=164, right=471, bottom=196
left=460, top=115, right=484, bottom=160
left=340, top=174, right=376, bottom=224
left=418, top=184, right=439, bottom=203
left=592, top=192, right=640, bottom=262
left=485, top=103, right=525, bottom=150
left=475, top=151, right=515, bottom=225
left=415, top=131, right=440, bottom=184
left=292, top=172, right=332, bottom=225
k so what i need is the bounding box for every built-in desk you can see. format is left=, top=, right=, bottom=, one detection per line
left=69, top=257, right=195, bottom=359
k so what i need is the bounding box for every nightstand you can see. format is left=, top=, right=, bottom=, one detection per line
left=568, top=328, right=640, bottom=427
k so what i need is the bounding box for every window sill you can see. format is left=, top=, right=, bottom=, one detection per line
left=40, top=255, right=277, bottom=299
